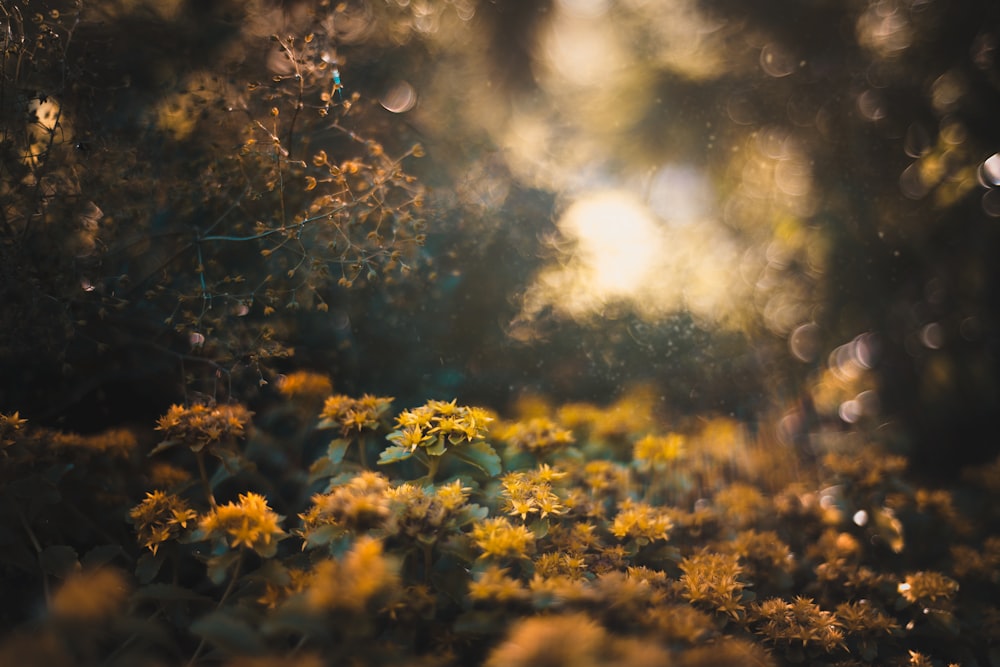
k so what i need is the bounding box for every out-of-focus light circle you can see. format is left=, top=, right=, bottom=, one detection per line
left=931, top=71, right=965, bottom=113
left=789, top=322, right=822, bottom=362
left=726, top=92, right=757, bottom=125
left=856, top=389, right=880, bottom=416
left=899, top=162, right=928, bottom=199
left=960, top=316, right=982, bottom=341
left=380, top=80, right=417, bottom=113
left=760, top=43, right=797, bottom=78
left=857, top=89, right=886, bottom=121
left=980, top=153, right=1000, bottom=187
left=852, top=332, right=880, bottom=369
left=830, top=344, right=863, bottom=382
left=904, top=123, right=931, bottom=158
left=972, top=32, right=997, bottom=70
left=454, top=0, right=475, bottom=21
left=920, top=322, right=944, bottom=349
left=984, top=188, right=1000, bottom=217
left=839, top=399, right=862, bottom=423
left=853, top=510, right=869, bottom=526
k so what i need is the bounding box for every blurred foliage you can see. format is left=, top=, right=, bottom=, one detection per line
left=1, top=0, right=428, bottom=422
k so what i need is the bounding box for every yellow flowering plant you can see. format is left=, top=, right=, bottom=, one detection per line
left=314, top=393, right=394, bottom=469
left=378, top=399, right=501, bottom=482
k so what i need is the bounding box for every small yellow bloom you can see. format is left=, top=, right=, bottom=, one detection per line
left=199, top=492, right=285, bottom=556
left=129, top=490, right=198, bottom=555
left=277, top=371, right=333, bottom=399
left=633, top=432, right=686, bottom=468
left=471, top=517, right=535, bottom=559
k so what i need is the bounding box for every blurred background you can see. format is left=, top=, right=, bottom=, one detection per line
left=2, top=0, right=999, bottom=478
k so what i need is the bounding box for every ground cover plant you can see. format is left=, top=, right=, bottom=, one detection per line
left=1, top=379, right=998, bottom=666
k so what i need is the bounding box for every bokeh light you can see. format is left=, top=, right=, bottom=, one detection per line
left=516, top=182, right=749, bottom=329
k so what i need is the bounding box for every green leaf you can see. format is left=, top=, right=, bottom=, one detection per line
left=135, top=583, right=213, bottom=603
left=301, top=523, right=344, bottom=550
left=82, top=544, right=125, bottom=568
left=190, top=609, right=264, bottom=655
left=39, top=545, right=79, bottom=577
left=377, top=444, right=413, bottom=465
left=455, top=503, right=489, bottom=526
left=307, top=455, right=337, bottom=485
left=206, top=550, right=242, bottom=586
left=425, top=438, right=447, bottom=456
left=136, top=552, right=165, bottom=584
left=450, top=440, right=502, bottom=477
left=148, top=439, right=179, bottom=456
left=316, top=417, right=338, bottom=430
left=326, top=438, right=351, bottom=464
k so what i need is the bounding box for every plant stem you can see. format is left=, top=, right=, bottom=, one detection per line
left=187, top=552, right=243, bottom=666
left=196, top=449, right=215, bottom=507
left=424, top=456, right=441, bottom=484
left=357, top=433, right=369, bottom=469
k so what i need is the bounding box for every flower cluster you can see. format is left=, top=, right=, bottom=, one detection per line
left=50, top=428, right=138, bottom=459
left=301, top=537, right=399, bottom=613
left=751, top=596, right=845, bottom=655
left=468, top=564, right=530, bottom=604
left=610, top=498, right=673, bottom=544
left=713, top=482, right=770, bottom=527
left=950, top=536, right=1000, bottom=580
left=633, top=432, right=686, bottom=469
left=499, top=465, right=567, bottom=521
left=318, top=393, right=394, bottom=434
left=155, top=403, right=253, bottom=452
left=299, top=471, right=393, bottom=543
left=897, top=571, right=959, bottom=607
left=198, top=492, right=285, bottom=557
left=276, top=371, right=334, bottom=400
left=382, top=478, right=482, bottom=541
left=16, top=387, right=999, bottom=667
left=679, top=551, right=747, bottom=619
left=835, top=600, right=900, bottom=660
left=386, top=399, right=494, bottom=453
left=471, top=516, right=536, bottom=560
left=495, top=417, right=574, bottom=456
left=129, top=490, right=199, bottom=555
left=0, top=411, right=27, bottom=448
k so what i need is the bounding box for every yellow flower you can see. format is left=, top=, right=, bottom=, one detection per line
left=498, top=417, right=574, bottom=455
left=200, top=492, right=285, bottom=557
left=303, top=536, right=398, bottom=612
left=50, top=568, right=131, bottom=623
left=500, top=470, right=567, bottom=521
left=471, top=517, right=535, bottom=559
left=468, top=565, right=528, bottom=603
left=390, top=425, right=432, bottom=451
left=633, top=432, right=686, bottom=468
left=319, top=393, right=394, bottom=434
left=897, top=571, right=959, bottom=606
left=129, top=490, right=198, bottom=555
left=680, top=551, right=746, bottom=619
left=155, top=403, right=252, bottom=452
left=611, top=499, right=673, bottom=542
left=277, top=371, right=333, bottom=399
left=435, top=479, right=472, bottom=511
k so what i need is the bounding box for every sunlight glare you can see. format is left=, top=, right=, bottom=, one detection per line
left=563, top=190, right=661, bottom=298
